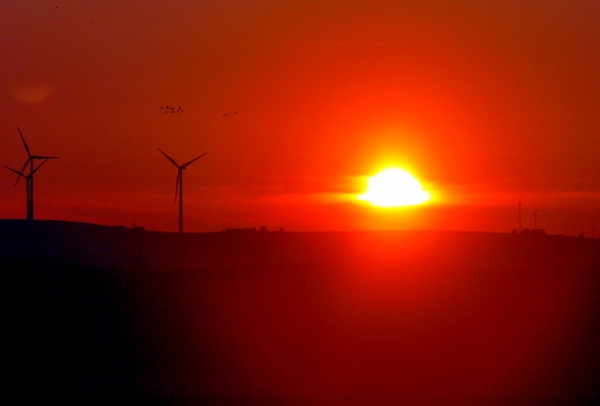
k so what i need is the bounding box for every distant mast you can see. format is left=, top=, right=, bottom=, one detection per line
left=518, top=201, right=521, bottom=233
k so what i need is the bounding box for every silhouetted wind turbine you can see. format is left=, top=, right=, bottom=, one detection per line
left=4, top=160, right=48, bottom=221
left=157, top=148, right=206, bottom=233
left=12, top=128, right=59, bottom=223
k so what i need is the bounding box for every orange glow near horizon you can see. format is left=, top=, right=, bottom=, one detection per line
left=358, top=168, right=431, bottom=207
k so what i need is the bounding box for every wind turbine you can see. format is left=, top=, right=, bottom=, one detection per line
left=157, top=148, right=206, bottom=233
left=4, top=159, right=48, bottom=222
left=10, top=128, right=59, bottom=222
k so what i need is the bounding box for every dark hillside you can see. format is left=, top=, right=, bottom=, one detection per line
left=1, top=220, right=598, bottom=271
left=2, top=220, right=600, bottom=404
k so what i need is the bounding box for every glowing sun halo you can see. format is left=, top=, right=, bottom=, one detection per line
left=359, top=168, right=430, bottom=207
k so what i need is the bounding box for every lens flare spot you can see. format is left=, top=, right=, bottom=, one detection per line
left=11, top=83, right=55, bottom=103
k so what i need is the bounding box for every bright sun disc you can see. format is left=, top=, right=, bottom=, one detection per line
left=359, top=168, right=430, bottom=207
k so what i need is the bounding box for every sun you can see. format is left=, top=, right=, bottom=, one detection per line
left=358, top=168, right=430, bottom=207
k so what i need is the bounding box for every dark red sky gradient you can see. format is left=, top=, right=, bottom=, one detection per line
left=2, top=1, right=600, bottom=233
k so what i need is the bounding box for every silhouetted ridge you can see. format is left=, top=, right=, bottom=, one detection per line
left=3, top=220, right=600, bottom=404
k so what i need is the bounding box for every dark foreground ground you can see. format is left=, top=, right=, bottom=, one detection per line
left=2, top=220, right=600, bottom=405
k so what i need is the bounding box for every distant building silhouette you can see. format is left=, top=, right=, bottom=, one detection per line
left=224, top=228, right=257, bottom=233
left=517, top=228, right=546, bottom=237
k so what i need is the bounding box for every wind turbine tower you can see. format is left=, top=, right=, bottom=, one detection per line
left=157, top=148, right=206, bottom=233
left=5, top=160, right=49, bottom=220
left=5, top=128, right=59, bottom=223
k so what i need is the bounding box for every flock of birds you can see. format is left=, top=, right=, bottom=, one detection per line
left=159, top=106, right=238, bottom=118
left=160, top=106, right=184, bottom=115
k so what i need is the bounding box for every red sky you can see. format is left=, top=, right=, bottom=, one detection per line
left=2, top=1, right=600, bottom=234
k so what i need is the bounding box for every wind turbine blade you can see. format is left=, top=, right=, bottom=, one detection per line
left=182, top=152, right=207, bottom=168
left=157, top=148, right=179, bottom=167
left=18, top=158, right=30, bottom=177
left=175, top=170, right=181, bottom=202
left=31, top=159, right=49, bottom=175
left=5, top=165, right=25, bottom=186
left=4, top=165, right=24, bottom=177
left=17, top=127, right=31, bottom=157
